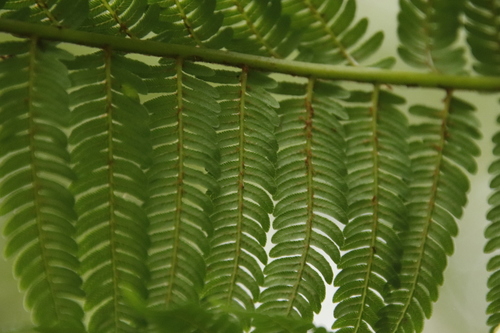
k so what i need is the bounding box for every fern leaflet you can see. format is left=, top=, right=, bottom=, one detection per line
left=217, top=0, right=298, bottom=58
left=464, top=2, right=500, bottom=330
left=67, top=50, right=151, bottom=333
left=143, top=58, right=220, bottom=311
left=379, top=92, right=480, bottom=333
left=282, top=0, right=391, bottom=67
left=78, top=0, right=160, bottom=38
left=0, top=38, right=84, bottom=331
left=150, top=0, right=229, bottom=48
left=202, top=68, right=278, bottom=313
left=332, top=87, right=409, bottom=333
left=464, top=0, right=500, bottom=76
left=397, top=0, right=466, bottom=74
left=257, top=78, right=348, bottom=322
left=1, top=0, right=88, bottom=28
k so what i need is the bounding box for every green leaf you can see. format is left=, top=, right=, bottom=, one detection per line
left=217, top=0, right=298, bottom=58
left=67, top=51, right=151, bottom=333
left=283, top=0, right=385, bottom=65
left=465, top=0, right=500, bottom=76
left=203, top=68, right=277, bottom=313
left=0, top=39, right=84, bottom=330
left=334, top=86, right=409, bottom=333
left=380, top=91, right=479, bottom=333
left=397, top=0, right=465, bottom=73
left=2, top=0, right=89, bottom=28
left=259, top=78, right=347, bottom=320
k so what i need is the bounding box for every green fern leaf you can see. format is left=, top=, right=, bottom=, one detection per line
left=79, top=0, right=161, bottom=38
left=217, top=0, right=299, bottom=58
left=397, top=0, right=466, bottom=74
left=282, top=0, right=391, bottom=67
left=256, top=78, right=348, bottom=323
left=202, top=69, right=278, bottom=312
left=485, top=114, right=500, bottom=331
left=332, top=87, right=409, bottom=333
left=464, top=0, right=500, bottom=76
left=0, top=39, right=84, bottom=330
left=67, top=50, right=151, bottom=333
left=150, top=0, right=229, bottom=49
left=2, top=0, right=88, bottom=28
left=143, top=58, right=220, bottom=311
left=0, top=2, right=498, bottom=333
left=378, top=93, right=480, bottom=333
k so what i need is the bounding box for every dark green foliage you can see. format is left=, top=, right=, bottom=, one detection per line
left=217, top=0, right=298, bottom=57
left=486, top=114, right=500, bottom=332
left=123, top=288, right=332, bottom=333
left=486, top=187, right=500, bottom=331
left=79, top=0, right=160, bottom=38
left=143, top=58, right=220, bottom=309
left=486, top=95, right=500, bottom=331
left=0, top=39, right=84, bottom=330
left=1, top=0, right=89, bottom=28
left=67, top=50, right=151, bottom=333
left=333, top=87, right=409, bottom=333
left=282, top=0, right=392, bottom=67
left=465, top=1, right=500, bottom=332
left=150, top=0, right=230, bottom=48
left=0, top=1, right=496, bottom=333
left=397, top=0, right=466, bottom=74
left=257, top=78, right=348, bottom=322
left=202, top=69, right=278, bottom=312
left=379, top=94, right=480, bottom=333
left=464, top=0, right=500, bottom=76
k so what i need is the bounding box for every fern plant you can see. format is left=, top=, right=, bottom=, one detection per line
left=0, top=0, right=499, bottom=332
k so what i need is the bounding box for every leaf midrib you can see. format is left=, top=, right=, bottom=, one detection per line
left=352, top=84, right=381, bottom=333
left=166, top=56, right=186, bottom=305
left=227, top=67, right=249, bottom=304
left=104, top=46, right=121, bottom=330
left=303, top=0, right=359, bottom=66
left=285, top=77, right=316, bottom=317
left=28, top=35, right=60, bottom=322
left=392, top=90, right=453, bottom=332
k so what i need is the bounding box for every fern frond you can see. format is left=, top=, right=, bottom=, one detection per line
left=144, top=58, right=220, bottom=310
left=79, top=0, right=161, bottom=38
left=485, top=115, right=500, bottom=331
left=217, top=0, right=299, bottom=58
left=486, top=168, right=500, bottom=333
left=379, top=92, right=480, bottom=333
left=201, top=68, right=278, bottom=313
left=397, top=0, right=466, bottom=74
left=67, top=50, right=151, bottom=333
left=332, top=87, right=409, bottom=333
left=0, top=39, right=84, bottom=330
left=149, top=0, right=229, bottom=49
left=256, top=78, right=348, bottom=322
left=1, top=0, right=88, bottom=28
left=464, top=0, right=500, bottom=76
left=485, top=0, right=500, bottom=305
left=282, top=0, right=391, bottom=67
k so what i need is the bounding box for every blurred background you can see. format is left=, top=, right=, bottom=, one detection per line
left=0, top=1, right=497, bottom=332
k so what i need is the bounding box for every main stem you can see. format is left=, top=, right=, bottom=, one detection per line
left=1, top=19, right=500, bottom=91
